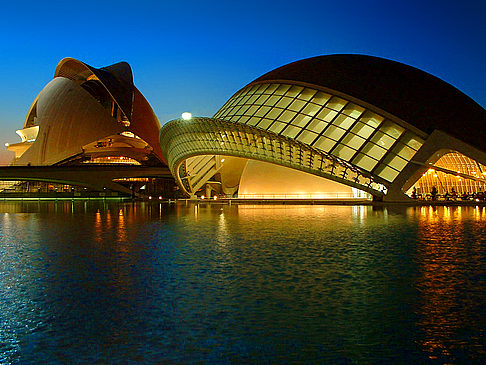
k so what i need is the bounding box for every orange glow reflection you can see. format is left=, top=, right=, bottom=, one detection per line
left=413, top=206, right=484, bottom=361
left=94, top=210, right=102, bottom=244
left=117, top=208, right=127, bottom=244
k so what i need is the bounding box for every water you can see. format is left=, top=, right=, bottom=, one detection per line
left=0, top=201, right=484, bottom=363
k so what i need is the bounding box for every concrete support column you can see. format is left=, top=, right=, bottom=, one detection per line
left=205, top=184, right=212, bottom=199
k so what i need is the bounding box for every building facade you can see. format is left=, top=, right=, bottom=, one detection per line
left=4, top=58, right=171, bottom=195
left=8, top=58, right=164, bottom=167
left=160, top=55, right=486, bottom=201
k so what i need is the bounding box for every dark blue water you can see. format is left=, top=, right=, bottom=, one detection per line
left=0, top=201, right=484, bottom=363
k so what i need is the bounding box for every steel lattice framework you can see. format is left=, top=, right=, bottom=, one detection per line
left=160, top=117, right=388, bottom=197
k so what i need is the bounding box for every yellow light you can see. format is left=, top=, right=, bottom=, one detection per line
left=213, top=196, right=217, bottom=200
left=181, top=112, right=192, bottom=120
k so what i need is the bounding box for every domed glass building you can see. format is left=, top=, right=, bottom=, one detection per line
left=160, top=55, right=486, bottom=201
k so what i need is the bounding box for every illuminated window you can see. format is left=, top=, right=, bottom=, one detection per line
left=341, top=133, right=366, bottom=150
left=353, top=153, right=378, bottom=171
left=361, top=143, right=387, bottom=160
left=301, top=103, right=322, bottom=117
left=342, top=103, right=365, bottom=119
left=298, top=88, right=317, bottom=101
left=286, top=85, right=304, bottom=97
left=275, top=97, right=293, bottom=109
left=274, top=84, right=291, bottom=95
left=84, top=156, right=141, bottom=165
left=266, top=95, right=282, bottom=106
left=288, top=99, right=306, bottom=112
left=255, top=94, right=270, bottom=105
left=263, top=84, right=279, bottom=94
left=213, top=82, right=426, bottom=178
left=324, top=125, right=346, bottom=141
left=326, top=96, right=347, bottom=111
left=269, top=121, right=286, bottom=134
left=256, top=118, right=273, bottom=129
left=296, top=130, right=318, bottom=144
left=332, top=114, right=356, bottom=129
left=314, top=136, right=336, bottom=152
left=306, top=119, right=328, bottom=134
left=254, top=106, right=271, bottom=117
left=291, top=114, right=312, bottom=128
left=352, top=122, right=373, bottom=139
left=279, top=110, right=297, bottom=124
left=360, top=111, right=384, bottom=129
left=332, top=144, right=356, bottom=161
left=311, top=91, right=331, bottom=105
left=281, top=125, right=301, bottom=139
left=370, top=131, right=395, bottom=149
left=375, top=165, right=400, bottom=182
left=316, top=108, right=338, bottom=122
left=380, top=121, right=404, bottom=139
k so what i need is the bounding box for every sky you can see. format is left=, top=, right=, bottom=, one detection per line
left=0, top=0, right=484, bottom=164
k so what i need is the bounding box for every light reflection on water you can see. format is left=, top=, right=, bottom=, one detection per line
left=0, top=201, right=484, bottom=363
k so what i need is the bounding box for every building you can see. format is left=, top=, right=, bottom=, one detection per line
left=160, top=54, right=486, bottom=201
left=8, top=58, right=164, bottom=167
left=4, top=58, right=171, bottom=196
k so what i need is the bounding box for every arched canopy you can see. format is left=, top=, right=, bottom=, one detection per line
left=160, top=117, right=387, bottom=197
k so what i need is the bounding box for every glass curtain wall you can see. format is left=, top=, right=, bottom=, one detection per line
left=214, top=82, right=425, bottom=183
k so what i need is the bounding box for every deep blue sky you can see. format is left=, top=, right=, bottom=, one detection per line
left=0, top=0, right=484, bottom=163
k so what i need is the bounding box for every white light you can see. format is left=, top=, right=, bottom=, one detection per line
left=4, top=143, right=8, bottom=147
left=221, top=158, right=225, bottom=163
left=201, top=195, right=205, bottom=199
left=181, top=112, right=192, bottom=120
